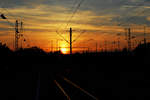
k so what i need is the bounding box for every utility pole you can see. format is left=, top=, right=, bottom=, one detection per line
left=51, top=40, right=53, bottom=53
left=99, top=43, right=101, bottom=52
left=70, top=28, right=72, bottom=55
left=113, top=41, right=116, bottom=51
left=125, top=28, right=128, bottom=40
left=117, top=33, right=121, bottom=51
left=128, top=28, right=131, bottom=51
left=57, top=39, right=59, bottom=51
left=56, top=40, right=58, bottom=51
left=95, top=42, right=98, bottom=53
left=15, top=20, right=19, bottom=51
left=20, top=21, right=23, bottom=49
left=1, top=14, right=23, bottom=50
left=117, top=38, right=120, bottom=51
left=144, top=26, right=146, bottom=45
left=111, top=41, right=115, bottom=51
left=104, top=40, right=107, bottom=52
left=124, top=28, right=128, bottom=49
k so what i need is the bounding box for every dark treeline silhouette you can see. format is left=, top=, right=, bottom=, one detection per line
left=0, top=41, right=150, bottom=100
left=16, top=47, right=48, bottom=56
left=0, top=41, right=150, bottom=57
left=0, top=42, right=13, bottom=56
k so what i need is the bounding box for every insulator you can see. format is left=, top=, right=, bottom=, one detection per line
left=0, top=14, right=7, bottom=19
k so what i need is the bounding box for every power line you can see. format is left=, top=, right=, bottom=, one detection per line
left=56, top=0, right=85, bottom=48
left=89, top=1, right=147, bottom=27
left=117, top=1, right=147, bottom=27
left=55, top=0, right=83, bottom=44
left=72, top=30, right=86, bottom=43
left=56, top=0, right=79, bottom=35
left=64, top=0, right=85, bottom=30
left=56, top=31, right=69, bottom=44
left=2, top=7, right=17, bottom=20
left=0, top=13, right=14, bottom=27
left=0, top=3, right=25, bottom=21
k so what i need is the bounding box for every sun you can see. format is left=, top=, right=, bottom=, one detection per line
left=61, top=48, right=68, bottom=54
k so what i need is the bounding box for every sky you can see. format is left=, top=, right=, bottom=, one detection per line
left=0, top=0, right=150, bottom=53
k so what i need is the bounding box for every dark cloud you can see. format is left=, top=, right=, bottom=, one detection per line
left=0, top=0, right=75, bottom=8
left=1, top=0, right=150, bottom=27
left=112, top=16, right=150, bottom=26
left=1, top=0, right=150, bottom=15
left=0, top=0, right=147, bottom=9
left=0, top=0, right=54, bottom=8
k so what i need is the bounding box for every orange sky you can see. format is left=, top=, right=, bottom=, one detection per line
left=0, top=1, right=150, bottom=53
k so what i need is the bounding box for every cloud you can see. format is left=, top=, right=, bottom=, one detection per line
left=1, top=0, right=150, bottom=50
left=1, top=0, right=150, bottom=29
left=0, top=0, right=44, bottom=8
left=0, top=32, right=10, bottom=36
left=112, top=16, right=150, bottom=26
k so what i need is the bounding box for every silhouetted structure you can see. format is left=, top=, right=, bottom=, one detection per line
left=70, top=28, right=72, bottom=55
left=128, top=28, right=131, bottom=51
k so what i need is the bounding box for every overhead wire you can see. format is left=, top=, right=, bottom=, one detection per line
left=72, top=30, right=86, bottom=43
left=0, top=2, right=40, bottom=50
left=2, top=7, right=17, bottom=20
left=87, top=1, right=149, bottom=39
left=64, top=0, right=85, bottom=30
left=117, top=1, right=148, bottom=27
left=56, top=0, right=85, bottom=44
left=0, top=13, right=14, bottom=27
left=63, top=0, right=85, bottom=45
left=0, top=5, right=15, bottom=27
left=5, top=18, right=14, bottom=27
left=56, top=31, right=69, bottom=44
left=1, top=2, right=25, bottom=21
left=56, top=0, right=78, bottom=33
left=0, top=3, right=33, bottom=48
left=55, top=0, right=79, bottom=44
left=23, top=23, right=38, bottom=48
left=64, top=0, right=124, bottom=40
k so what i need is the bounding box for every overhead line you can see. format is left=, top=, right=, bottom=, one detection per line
left=117, top=1, right=147, bottom=27
left=64, top=0, right=85, bottom=29
left=56, top=0, right=78, bottom=33
left=5, top=18, right=14, bottom=27
left=72, top=30, right=86, bottom=43
left=1, top=3, right=25, bottom=21
left=2, top=7, right=17, bottom=20
left=56, top=31, right=69, bottom=44
left=55, top=0, right=85, bottom=45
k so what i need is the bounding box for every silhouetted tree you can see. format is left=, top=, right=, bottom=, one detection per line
left=0, top=42, right=12, bottom=56
left=15, top=46, right=48, bottom=56
left=134, top=42, right=150, bottom=56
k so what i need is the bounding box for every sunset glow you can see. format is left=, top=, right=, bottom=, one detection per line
left=61, top=48, right=68, bottom=54
left=0, top=0, right=150, bottom=52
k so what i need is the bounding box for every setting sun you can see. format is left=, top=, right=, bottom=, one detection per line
left=61, top=48, right=68, bottom=54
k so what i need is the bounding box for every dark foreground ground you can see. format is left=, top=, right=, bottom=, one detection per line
left=0, top=53, right=150, bottom=100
